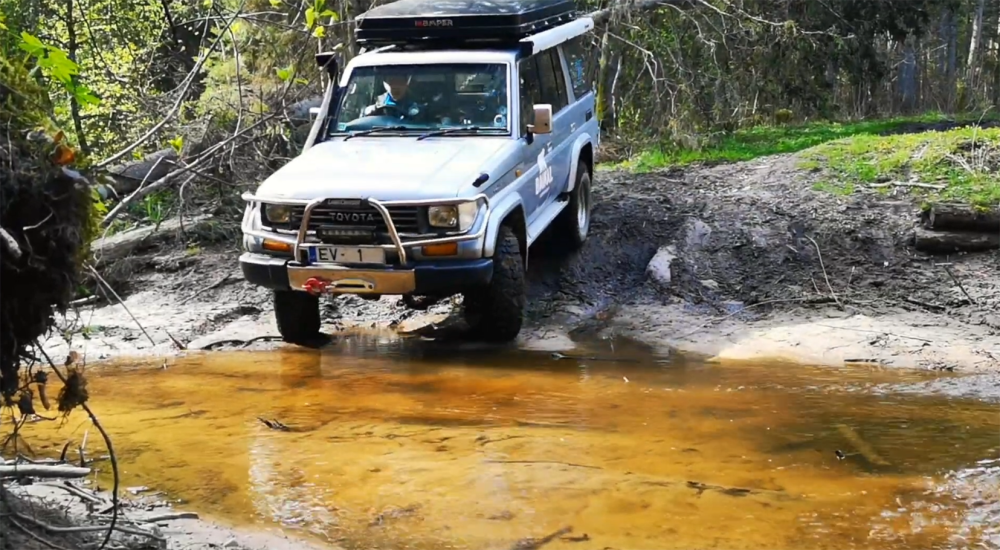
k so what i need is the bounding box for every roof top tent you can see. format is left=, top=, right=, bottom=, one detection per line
left=354, top=0, right=579, bottom=49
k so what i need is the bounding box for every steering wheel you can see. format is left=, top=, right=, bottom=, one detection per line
left=341, top=115, right=412, bottom=132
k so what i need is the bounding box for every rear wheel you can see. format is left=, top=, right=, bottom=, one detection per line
left=273, top=290, right=321, bottom=344
left=555, top=162, right=592, bottom=250
left=462, top=225, right=525, bottom=342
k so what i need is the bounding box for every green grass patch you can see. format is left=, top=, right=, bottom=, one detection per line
left=801, top=125, right=1000, bottom=207
left=616, top=111, right=998, bottom=173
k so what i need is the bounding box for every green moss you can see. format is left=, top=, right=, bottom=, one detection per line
left=613, top=111, right=999, bottom=173
left=801, top=126, right=1000, bottom=207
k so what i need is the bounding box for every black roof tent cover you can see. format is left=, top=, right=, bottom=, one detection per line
left=355, top=0, right=579, bottom=46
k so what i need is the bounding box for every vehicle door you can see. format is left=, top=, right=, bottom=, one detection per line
left=535, top=46, right=573, bottom=209
left=558, top=36, right=599, bottom=178
left=515, top=56, right=549, bottom=225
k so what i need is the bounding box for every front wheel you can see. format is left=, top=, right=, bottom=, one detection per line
left=555, top=163, right=592, bottom=250
left=462, top=225, right=526, bottom=342
left=273, top=290, right=321, bottom=344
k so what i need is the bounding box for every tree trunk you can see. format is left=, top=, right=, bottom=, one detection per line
left=913, top=227, right=1000, bottom=254
left=65, top=0, right=90, bottom=155
left=967, top=0, right=987, bottom=83
left=925, top=203, right=1000, bottom=233
left=941, top=7, right=958, bottom=109
left=899, top=38, right=918, bottom=113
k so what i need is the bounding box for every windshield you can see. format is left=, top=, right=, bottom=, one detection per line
left=328, top=63, right=510, bottom=136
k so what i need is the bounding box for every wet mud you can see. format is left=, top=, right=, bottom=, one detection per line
left=40, top=152, right=1000, bottom=377
left=14, top=332, right=1000, bottom=550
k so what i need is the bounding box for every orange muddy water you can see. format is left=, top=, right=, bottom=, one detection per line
left=11, top=332, right=1000, bottom=550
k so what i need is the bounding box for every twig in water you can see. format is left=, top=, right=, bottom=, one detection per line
left=942, top=265, right=976, bottom=305
left=509, top=526, right=573, bottom=550
left=134, top=512, right=199, bottom=522
left=86, top=265, right=156, bottom=347
left=79, top=428, right=90, bottom=467
left=806, top=235, right=843, bottom=310
left=485, top=460, right=601, bottom=470
left=37, top=345, right=122, bottom=550
left=197, top=334, right=282, bottom=350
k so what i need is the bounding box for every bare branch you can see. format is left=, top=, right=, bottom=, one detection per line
left=96, top=1, right=248, bottom=169
left=0, top=464, right=91, bottom=478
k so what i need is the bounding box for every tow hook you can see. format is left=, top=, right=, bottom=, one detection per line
left=303, top=277, right=329, bottom=295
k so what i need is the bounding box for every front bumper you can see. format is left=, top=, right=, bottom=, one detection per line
left=240, top=192, right=490, bottom=265
left=240, top=252, right=493, bottom=295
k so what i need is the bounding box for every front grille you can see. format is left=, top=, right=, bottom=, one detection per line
left=275, top=201, right=423, bottom=235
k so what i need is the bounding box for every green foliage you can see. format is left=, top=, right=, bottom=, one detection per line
left=17, top=32, right=100, bottom=107
left=622, top=112, right=1000, bottom=171
left=802, top=126, right=1000, bottom=207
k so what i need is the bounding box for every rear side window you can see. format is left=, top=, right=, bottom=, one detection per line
left=561, top=36, right=596, bottom=98
left=536, top=49, right=568, bottom=112
left=518, top=58, right=542, bottom=128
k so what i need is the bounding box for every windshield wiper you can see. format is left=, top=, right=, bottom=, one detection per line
left=342, top=125, right=411, bottom=141
left=416, top=126, right=482, bottom=141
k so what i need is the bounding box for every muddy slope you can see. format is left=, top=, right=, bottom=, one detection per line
left=41, top=153, right=1000, bottom=370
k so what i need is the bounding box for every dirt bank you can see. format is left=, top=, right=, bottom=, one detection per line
left=1, top=470, right=336, bottom=550
left=40, top=152, right=1000, bottom=372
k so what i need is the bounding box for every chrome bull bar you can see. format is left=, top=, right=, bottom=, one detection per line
left=240, top=192, right=490, bottom=265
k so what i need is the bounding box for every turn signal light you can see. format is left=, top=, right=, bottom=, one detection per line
left=422, top=243, right=458, bottom=256
left=262, top=239, right=292, bottom=253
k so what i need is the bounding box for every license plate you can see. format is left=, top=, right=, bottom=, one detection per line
left=309, top=246, right=385, bottom=264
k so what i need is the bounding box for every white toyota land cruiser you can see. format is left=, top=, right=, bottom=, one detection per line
left=239, top=0, right=599, bottom=344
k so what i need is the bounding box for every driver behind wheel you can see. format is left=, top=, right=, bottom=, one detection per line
left=363, top=73, right=426, bottom=119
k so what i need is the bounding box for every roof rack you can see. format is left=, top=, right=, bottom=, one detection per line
left=355, top=0, right=579, bottom=48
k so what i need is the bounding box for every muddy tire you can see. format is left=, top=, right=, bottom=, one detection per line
left=273, top=290, right=321, bottom=344
left=463, top=225, right=525, bottom=342
left=554, top=162, right=592, bottom=250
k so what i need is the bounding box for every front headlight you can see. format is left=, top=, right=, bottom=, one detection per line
left=428, top=201, right=478, bottom=231
left=264, top=204, right=291, bottom=224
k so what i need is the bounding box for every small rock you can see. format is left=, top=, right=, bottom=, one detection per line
left=223, top=539, right=241, bottom=548
left=646, top=245, right=678, bottom=288
left=700, top=279, right=720, bottom=291
left=684, top=219, right=713, bottom=248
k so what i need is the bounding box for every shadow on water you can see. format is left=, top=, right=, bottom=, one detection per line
left=11, top=330, right=1000, bottom=550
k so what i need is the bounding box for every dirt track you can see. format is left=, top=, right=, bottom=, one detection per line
left=41, top=152, right=1000, bottom=372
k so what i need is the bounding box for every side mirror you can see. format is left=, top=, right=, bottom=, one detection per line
left=528, top=104, right=553, bottom=135
left=308, top=107, right=321, bottom=123
left=315, top=52, right=340, bottom=79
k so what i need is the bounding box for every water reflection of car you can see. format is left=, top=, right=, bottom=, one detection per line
left=239, top=0, right=599, bottom=346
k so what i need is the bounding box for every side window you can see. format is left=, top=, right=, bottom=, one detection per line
left=536, top=49, right=568, bottom=112
left=561, top=36, right=595, bottom=98
left=518, top=58, right=542, bottom=129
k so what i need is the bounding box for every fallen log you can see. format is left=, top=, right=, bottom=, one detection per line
left=90, top=215, right=212, bottom=266
left=913, top=226, right=1000, bottom=254
left=925, top=202, right=1000, bottom=233
left=106, top=148, right=178, bottom=195
left=0, top=464, right=91, bottom=479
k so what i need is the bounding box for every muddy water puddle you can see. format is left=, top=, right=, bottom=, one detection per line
left=12, top=333, right=1000, bottom=550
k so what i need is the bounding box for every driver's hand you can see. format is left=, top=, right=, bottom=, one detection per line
left=363, top=105, right=377, bottom=116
